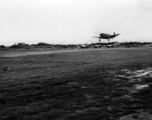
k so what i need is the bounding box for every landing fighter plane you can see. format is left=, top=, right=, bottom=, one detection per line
left=93, top=32, right=120, bottom=42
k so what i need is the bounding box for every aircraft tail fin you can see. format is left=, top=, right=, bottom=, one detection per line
left=114, top=32, right=115, bottom=35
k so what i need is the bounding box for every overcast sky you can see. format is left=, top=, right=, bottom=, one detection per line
left=0, top=0, right=152, bottom=45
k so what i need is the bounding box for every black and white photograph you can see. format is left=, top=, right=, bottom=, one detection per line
left=1, top=0, right=152, bottom=119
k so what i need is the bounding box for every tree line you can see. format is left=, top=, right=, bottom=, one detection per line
left=0, top=42, right=79, bottom=49
left=1, top=42, right=152, bottom=49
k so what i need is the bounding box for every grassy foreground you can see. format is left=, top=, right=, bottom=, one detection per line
left=0, top=48, right=152, bottom=120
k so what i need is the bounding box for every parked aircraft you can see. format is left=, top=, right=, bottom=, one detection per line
left=93, top=32, right=120, bottom=42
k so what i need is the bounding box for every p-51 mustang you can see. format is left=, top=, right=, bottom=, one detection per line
left=93, top=32, right=120, bottom=42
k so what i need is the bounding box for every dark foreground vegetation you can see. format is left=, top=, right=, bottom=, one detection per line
left=1, top=48, right=152, bottom=120
left=1, top=42, right=152, bottom=50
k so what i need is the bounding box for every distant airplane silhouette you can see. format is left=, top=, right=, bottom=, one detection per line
left=93, top=32, right=120, bottom=42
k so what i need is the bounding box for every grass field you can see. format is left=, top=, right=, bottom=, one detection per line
left=1, top=47, right=152, bottom=120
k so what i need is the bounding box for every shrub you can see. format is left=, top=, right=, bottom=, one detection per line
left=0, top=45, right=5, bottom=48
left=10, top=43, right=30, bottom=48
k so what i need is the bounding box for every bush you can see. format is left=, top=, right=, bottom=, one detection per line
left=10, top=43, right=30, bottom=48
left=37, top=42, right=51, bottom=46
left=0, top=45, right=5, bottom=48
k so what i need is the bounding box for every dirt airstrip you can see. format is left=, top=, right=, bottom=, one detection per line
left=1, top=49, right=101, bottom=57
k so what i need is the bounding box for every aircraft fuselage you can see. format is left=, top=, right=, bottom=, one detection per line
left=93, top=32, right=120, bottom=42
left=99, top=33, right=119, bottom=39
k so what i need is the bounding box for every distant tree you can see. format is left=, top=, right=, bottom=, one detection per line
left=0, top=45, right=5, bottom=48
left=10, top=43, right=29, bottom=48
left=37, top=42, right=50, bottom=46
